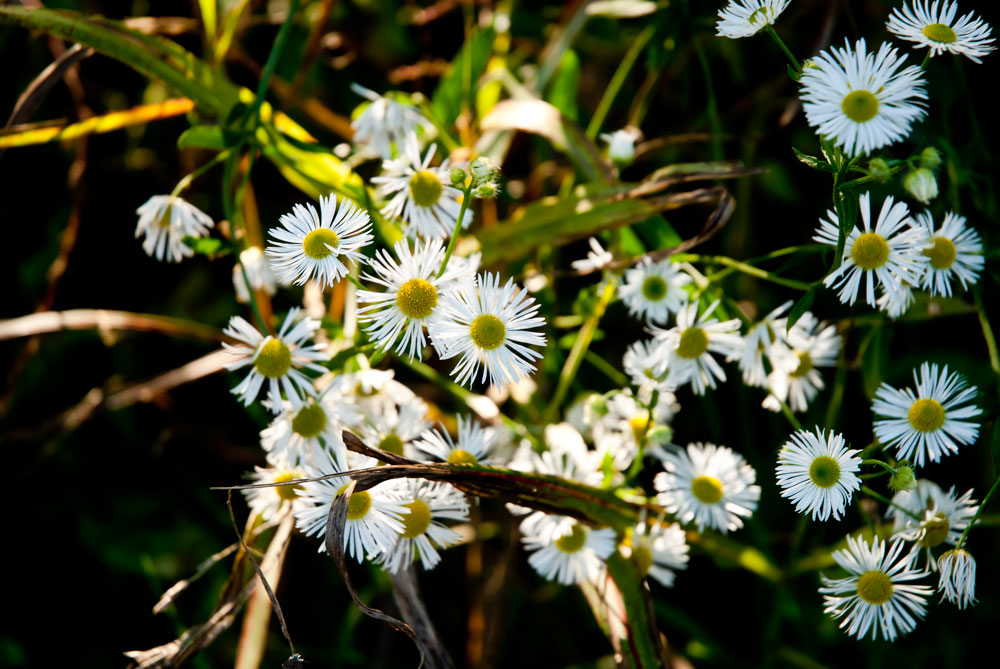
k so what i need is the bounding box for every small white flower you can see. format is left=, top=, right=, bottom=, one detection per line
left=266, top=194, right=372, bottom=289
left=820, top=535, right=932, bottom=641
left=623, top=338, right=672, bottom=394
left=592, top=389, right=677, bottom=471
left=903, top=167, right=938, bottom=205
left=716, top=0, right=791, bottom=39
left=522, top=518, right=617, bottom=585
left=357, top=238, right=473, bottom=360
left=654, top=443, right=760, bottom=533
left=599, top=128, right=637, bottom=164
left=135, top=195, right=214, bottom=263
left=937, top=548, right=977, bottom=608
left=260, top=382, right=361, bottom=469
left=358, top=400, right=431, bottom=462
left=571, top=237, right=614, bottom=273
left=651, top=300, right=743, bottom=395
left=730, top=301, right=791, bottom=388
left=350, top=84, right=430, bottom=159
left=623, top=517, right=689, bottom=587
left=876, top=278, right=917, bottom=319
left=775, top=429, right=861, bottom=521
left=372, top=134, right=469, bottom=239
left=243, top=461, right=317, bottom=522
left=872, top=362, right=981, bottom=467
left=619, top=257, right=691, bottom=325
left=814, top=192, right=927, bottom=307
left=223, top=308, right=330, bottom=412
left=914, top=211, right=984, bottom=297
left=799, top=39, right=927, bottom=156
left=414, top=414, right=499, bottom=465
left=887, top=0, right=996, bottom=64
left=294, top=452, right=409, bottom=562
left=376, top=480, right=469, bottom=574
left=888, top=479, right=977, bottom=554
left=234, top=246, right=278, bottom=303
left=763, top=312, right=842, bottom=413
left=429, top=272, right=547, bottom=389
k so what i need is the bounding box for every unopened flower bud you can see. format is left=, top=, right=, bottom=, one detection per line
left=470, top=156, right=501, bottom=187
left=920, top=147, right=942, bottom=169
left=585, top=393, right=609, bottom=420
left=889, top=464, right=917, bottom=492
left=449, top=167, right=468, bottom=187
left=868, top=157, right=891, bottom=183
left=473, top=181, right=500, bottom=199
left=645, top=425, right=673, bottom=447
left=904, top=167, right=938, bottom=204
left=600, top=129, right=636, bottom=166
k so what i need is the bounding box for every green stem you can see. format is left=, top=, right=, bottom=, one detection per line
left=586, top=25, right=655, bottom=139
left=862, top=459, right=896, bottom=474
left=956, top=473, right=1000, bottom=549
left=584, top=350, right=629, bottom=387
left=776, top=397, right=802, bottom=431
left=692, top=34, right=722, bottom=162
left=974, top=288, right=1000, bottom=389
left=625, top=389, right=658, bottom=483
left=437, top=181, right=474, bottom=278
left=765, top=25, right=800, bottom=73
left=546, top=277, right=619, bottom=419
left=673, top=253, right=815, bottom=291
left=247, top=0, right=301, bottom=128
left=861, top=485, right=921, bottom=521
left=170, top=149, right=231, bottom=198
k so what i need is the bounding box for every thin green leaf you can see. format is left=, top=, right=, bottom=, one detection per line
left=792, top=148, right=837, bottom=174
left=786, top=287, right=816, bottom=329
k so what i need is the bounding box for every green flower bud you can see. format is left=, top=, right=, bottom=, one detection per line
left=470, top=156, right=501, bottom=187
left=868, top=157, right=891, bottom=184
left=920, top=147, right=942, bottom=169
left=449, top=167, right=468, bottom=187
left=889, top=464, right=917, bottom=492
left=645, top=425, right=673, bottom=447
left=904, top=167, right=938, bottom=205
left=472, top=181, right=500, bottom=199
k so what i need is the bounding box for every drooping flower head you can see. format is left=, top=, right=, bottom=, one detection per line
left=135, top=195, right=214, bottom=263
left=350, top=84, right=430, bottom=159
left=716, top=0, right=791, bottom=39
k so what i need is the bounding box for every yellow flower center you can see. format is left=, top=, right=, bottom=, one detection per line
left=291, top=403, right=327, bottom=438
left=469, top=314, right=506, bottom=350
left=400, top=499, right=432, bottom=538
left=302, top=228, right=340, bottom=259
left=632, top=544, right=654, bottom=577
left=908, top=398, right=945, bottom=433
left=841, top=90, right=880, bottom=123
left=808, top=456, right=841, bottom=489
left=447, top=449, right=479, bottom=465
left=273, top=471, right=303, bottom=502
left=789, top=351, right=813, bottom=378
left=691, top=475, right=724, bottom=505
left=408, top=170, right=443, bottom=207
left=919, top=513, right=951, bottom=548
left=641, top=275, right=668, bottom=302
left=378, top=433, right=405, bottom=456
left=157, top=204, right=174, bottom=228
left=396, top=278, right=438, bottom=319
left=922, top=23, right=958, bottom=44
left=856, top=570, right=894, bottom=605
left=336, top=484, right=372, bottom=520
left=676, top=327, right=709, bottom=359
left=254, top=338, right=292, bottom=378
left=924, top=236, right=957, bottom=270
left=630, top=415, right=652, bottom=445
left=850, top=232, right=890, bottom=270
left=555, top=524, right=587, bottom=554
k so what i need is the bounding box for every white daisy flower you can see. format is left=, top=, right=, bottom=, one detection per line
left=623, top=338, right=673, bottom=394
left=135, top=195, right=214, bottom=263
left=622, top=517, right=689, bottom=588
left=571, top=237, right=614, bottom=273
left=716, top=0, right=791, bottom=39
left=914, top=211, right=984, bottom=297
left=414, top=414, right=499, bottom=466
left=888, top=479, right=977, bottom=552
left=377, top=480, right=469, bottom=574
left=654, top=443, right=760, bottom=533
left=429, top=272, right=547, bottom=389
left=327, top=368, right=420, bottom=426
left=233, top=246, right=278, bottom=304
left=872, top=362, right=981, bottom=467
left=651, top=300, right=743, bottom=395
left=266, top=193, right=373, bottom=289
left=350, top=84, right=430, bottom=160
left=294, top=452, right=409, bottom=562
left=358, top=400, right=432, bottom=462
left=522, top=519, right=617, bottom=585
left=937, top=548, right=977, bottom=609
left=813, top=192, right=927, bottom=307
left=799, top=39, right=927, bottom=156
left=222, top=308, right=330, bottom=412
left=876, top=277, right=917, bottom=319
left=243, top=461, right=317, bottom=522
left=887, top=0, right=996, bottom=64
left=260, top=382, right=361, bottom=469
left=371, top=134, right=469, bottom=239
left=820, top=535, right=932, bottom=641
left=776, top=429, right=861, bottom=521
left=619, top=257, right=691, bottom=325
left=357, top=238, right=472, bottom=360
left=592, top=389, right=677, bottom=471
left=763, top=312, right=842, bottom=413
left=731, top=301, right=791, bottom=388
